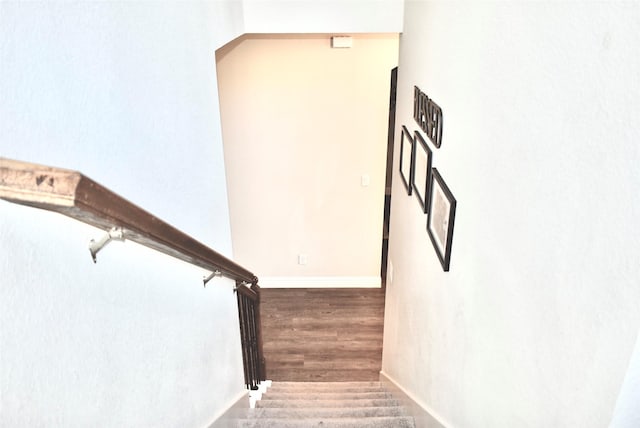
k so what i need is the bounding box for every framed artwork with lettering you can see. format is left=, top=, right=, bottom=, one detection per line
left=399, top=125, right=414, bottom=195
left=412, top=131, right=432, bottom=213
left=413, top=86, right=443, bottom=148
left=427, top=168, right=456, bottom=271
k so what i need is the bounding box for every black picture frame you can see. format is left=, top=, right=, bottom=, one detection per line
left=427, top=168, right=456, bottom=271
left=412, top=131, right=432, bottom=213
left=399, top=125, right=414, bottom=195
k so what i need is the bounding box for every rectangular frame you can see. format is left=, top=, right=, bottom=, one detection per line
left=399, top=125, right=414, bottom=195
left=412, top=131, right=433, bottom=213
left=427, top=168, right=457, bottom=271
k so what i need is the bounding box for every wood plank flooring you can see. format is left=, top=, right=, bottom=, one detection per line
left=260, top=288, right=385, bottom=382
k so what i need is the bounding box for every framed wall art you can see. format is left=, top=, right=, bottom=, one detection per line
left=399, top=125, right=414, bottom=195
left=412, top=131, right=432, bottom=213
left=427, top=168, right=457, bottom=271
left=413, top=86, right=443, bottom=148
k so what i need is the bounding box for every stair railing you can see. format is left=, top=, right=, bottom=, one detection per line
left=235, top=282, right=266, bottom=390
left=0, top=157, right=265, bottom=390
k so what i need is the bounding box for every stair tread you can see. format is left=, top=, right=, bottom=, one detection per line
left=256, top=398, right=400, bottom=408
left=268, top=386, right=386, bottom=394
left=234, top=416, right=415, bottom=428
left=245, top=406, right=408, bottom=418
left=271, top=381, right=381, bottom=388
left=262, top=391, right=391, bottom=400
left=267, top=382, right=385, bottom=394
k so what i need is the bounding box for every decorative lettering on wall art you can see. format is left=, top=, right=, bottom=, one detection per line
left=413, top=86, right=443, bottom=148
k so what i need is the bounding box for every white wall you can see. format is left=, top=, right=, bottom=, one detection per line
left=243, top=0, right=403, bottom=34
left=0, top=2, right=248, bottom=426
left=216, top=34, right=398, bottom=286
left=383, top=2, right=640, bottom=427
left=1, top=1, right=244, bottom=246
left=611, top=328, right=640, bottom=427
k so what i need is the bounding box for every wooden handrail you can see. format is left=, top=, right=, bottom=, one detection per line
left=0, top=157, right=258, bottom=285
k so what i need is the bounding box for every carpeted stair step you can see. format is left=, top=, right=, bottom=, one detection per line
left=264, top=385, right=387, bottom=394
left=260, top=391, right=391, bottom=401
left=233, top=416, right=416, bottom=428
left=267, top=381, right=382, bottom=392
left=235, top=381, right=416, bottom=428
left=245, top=406, right=408, bottom=419
left=256, top=398, right=400, bottom=408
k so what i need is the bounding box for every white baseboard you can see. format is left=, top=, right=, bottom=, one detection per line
left=207, top=381, right=273, bottom=427
left=207, top=389, right=249, bottom=428
left=249, top=380, right=273, bottom=408
left=259, top=276, right=381, bottom=288
left=380, top=371, right=450, bottom=428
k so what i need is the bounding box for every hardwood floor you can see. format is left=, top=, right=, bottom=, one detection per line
left=260, top=288, right=385, bottom=381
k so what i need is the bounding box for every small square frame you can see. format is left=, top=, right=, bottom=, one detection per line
left=427, top=168, right=457, bottom=271
left=399, top=125, right=414, bottom=195
left=412, top=131, right=433, bottom=213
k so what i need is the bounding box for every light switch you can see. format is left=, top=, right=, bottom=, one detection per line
left=361, top=174, right=370, bottom=187
left=331, top=36, right=353, bottom=48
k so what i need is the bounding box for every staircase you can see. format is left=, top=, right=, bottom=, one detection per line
left=233, top=381, right=416, bottom=427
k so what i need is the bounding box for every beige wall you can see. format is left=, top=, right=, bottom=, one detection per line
left=217, top=34, right=398, bottom=286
